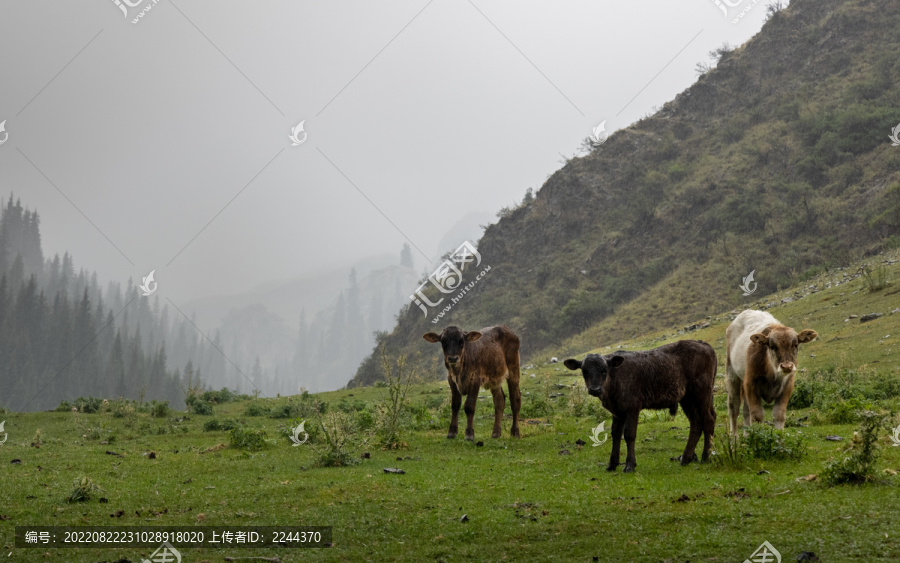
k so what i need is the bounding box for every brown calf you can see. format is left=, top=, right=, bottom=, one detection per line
left=423, top=326, right=521, bottom=440
left=725, top=310, right=818, bottom=433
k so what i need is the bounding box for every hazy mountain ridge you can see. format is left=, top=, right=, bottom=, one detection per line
left=350, top=0, right=900, bottom=386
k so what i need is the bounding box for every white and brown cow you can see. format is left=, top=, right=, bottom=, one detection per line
left=725, top=309, right=818, bottom=433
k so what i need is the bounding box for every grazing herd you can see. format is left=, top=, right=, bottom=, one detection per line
left=424, top=310, right=818, bottom=472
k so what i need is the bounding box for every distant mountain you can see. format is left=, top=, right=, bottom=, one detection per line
left=349, top=0, right=900, bottom=387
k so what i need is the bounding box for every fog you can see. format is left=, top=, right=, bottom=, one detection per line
left=1, top=0, right=771, bottom=308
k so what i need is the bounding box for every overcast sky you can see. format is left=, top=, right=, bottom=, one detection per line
left=0, top=1, right=774, bottom=304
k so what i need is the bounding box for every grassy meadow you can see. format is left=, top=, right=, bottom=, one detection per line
left=2, top=253, right=900, bottom=562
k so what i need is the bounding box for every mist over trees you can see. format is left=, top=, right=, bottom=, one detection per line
left=0, top=194, right=228, bottom=412
left=200, top=247, right=419, bottom=395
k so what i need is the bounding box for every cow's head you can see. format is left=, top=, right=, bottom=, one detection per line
left=563, top=354, right=625, bottom=398
left=750, top=325, right=818, bottom=375
left=423, top=326, right=482, bottom=368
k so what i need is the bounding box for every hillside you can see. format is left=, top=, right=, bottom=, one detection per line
left=350, top=0, right=900, bottom=387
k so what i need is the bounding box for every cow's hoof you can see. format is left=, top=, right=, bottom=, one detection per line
left=623, top=465, right=636, bottom=473
left=680, top=454, right=697, bottom=466
left=605, top=464, right=618, bottom=472
left=511, top=428, right=521, bottom=438
left=465, top=433, right=475, bottom=441
left=491, top=431, right=501, bottom=439
left=446, top=434, right=456, bottom=439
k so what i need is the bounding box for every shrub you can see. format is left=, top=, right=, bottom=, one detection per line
left=228, top=426, right=269, bottom=451
left=712, top=427, right=744, bottom=468
left=67, top=477, right=101, bottom=503
left=335, top=398, right=368, bottom=413
left=742, top=425, right=806, bottom=461
left=55, top=400, right=72, bottom=412
left=788, top=380, right=816, bottom=409
left=149, top=401, right=170, bottom=418
left=823, top=396, right=874, bottom=424
left=375, top=348, right=416, bottom=447
left=860, top=264, right=890, bottom=292
left=73, top=397, right=103, bottom=414
left=244, top=403, right=269, bottom=417
left=316, top=412, right=363, bottom=467
left=190, top=400, right=214, bottom=416
left=820, top=411, right=886, bottom=485
left=269, top=396, right=326, bottom=419
left=203, top=418, right=239, bottom=432
left=202, top=388, right=235, bottom=404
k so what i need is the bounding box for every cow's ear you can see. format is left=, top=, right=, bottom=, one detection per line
left=798, top=329, right=818, bottom=344
left=423, top=332, right=441, bottom=343
left=750, top=333, right=769, bottom=346
left=563, top=359, right=582, bottom=371
left=464, top=331, right=482, bottom=342
left=607, top=356, right=625, bottom=369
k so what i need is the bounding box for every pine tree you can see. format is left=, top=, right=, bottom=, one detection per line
left=400, top=243, right=414, bottom=268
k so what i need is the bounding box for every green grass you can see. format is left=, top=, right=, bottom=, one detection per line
left=2, top=253, right=900, bottom=561
left=1, top=378, right=899, bottom=561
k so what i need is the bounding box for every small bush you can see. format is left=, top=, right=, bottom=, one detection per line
left=228, top=426, right=269, bottom=451
left=335, top=398, right=368, bottom=413
left=712, top=427, right=744, bottom=468
left=316, top=412, right=363, bottom=467
left=73, top=397, right=103, bottom=414
left=202, top=388, right=235, bottom=404
left=823, top=396, right=874, bottom=424
left=67, top=476, right=101, bottom=503
left=820, top=411, right=886, bottom=485
left=860, top=264, right=889, bottom=292
left=203, top=418, right=240, bottom=432
left=190, top=400, right=214, bottom=416
left=55, top=400, right=72, bottom=412
left=742, top=425, right=806, bottom=461
left=244, top=403, right=269, bottom=417
left=269, top=396, right=326, bottom=419
left=788, top=380, right=816, bottom=409
left=375, top=348, right=416, bottom=447
left=149, top=401, right=170, bottom=418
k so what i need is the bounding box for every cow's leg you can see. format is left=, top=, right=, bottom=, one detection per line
left=607, top=415, right=625, bottom=471
left=772, top=377, right=794, bottom=430
left=507, top=378, right=521, bottom=438
left=701, top=404, right=716, bottom=462
left=623, top=411, right=640, bottom=473
left=490, top=386, right=505, bottom=438
left=447, top=379, right=462, bottom=439
left=463, top=391, right=478, bottom=441
left=680, top=401, right=701, bottom=466
left=743, top=379, right=765, bottom=426
left=725, top=375, right=742, bottom=435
